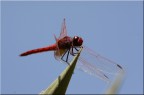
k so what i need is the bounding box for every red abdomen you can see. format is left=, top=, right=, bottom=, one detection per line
left=20, top=44, right=57, bottom=56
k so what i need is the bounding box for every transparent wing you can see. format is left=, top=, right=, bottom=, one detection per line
left=53, top=34, right=62, bottom=61
left=54, top=18, right=69, bottom=63
left=76, top=46, right=124, bottom=82
left=77, top=57, right=110, bottom=82
left=54, top=49, right=67, bottom=62
left=58, top=18, right=67, bottom=40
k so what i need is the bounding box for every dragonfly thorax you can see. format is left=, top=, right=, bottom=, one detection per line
left=73, top=36, right=83, bottom=46
left=58, top=36, right=73, bottom=49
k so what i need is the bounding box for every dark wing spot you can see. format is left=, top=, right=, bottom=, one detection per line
left=103, top=74, right=109, bottom=79
left=117, top=64, right=123, bottom=69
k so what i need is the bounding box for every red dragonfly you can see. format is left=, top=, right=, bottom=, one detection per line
left=20, top=18, right=123, bottom=82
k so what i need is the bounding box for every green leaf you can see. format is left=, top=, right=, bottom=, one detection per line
left=40, top=48, right=83, bottom=94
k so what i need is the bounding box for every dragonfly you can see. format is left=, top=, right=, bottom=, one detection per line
left=20, top=18, right=123, bottom=82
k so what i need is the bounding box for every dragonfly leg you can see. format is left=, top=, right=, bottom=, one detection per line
left=70, top=46, right=82, bottom=56
left=70, top=46, right=76, bottom=56
left=74, top=46, right=83, bottom=51
left=66, top=49, right=70, bottom=63
left=61, top=50, right=68, bottom=60
left=61, top=46, right=83, bottom=65
left=61, top=49, right=70, bottom=65
left=74, top=47, right=79, bottom=51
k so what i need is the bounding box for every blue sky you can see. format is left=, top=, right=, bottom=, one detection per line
left=1, top=1, right=143, bottom=94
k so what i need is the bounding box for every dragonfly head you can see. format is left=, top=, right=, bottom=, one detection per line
left=73, top=36, right=83, bottom=46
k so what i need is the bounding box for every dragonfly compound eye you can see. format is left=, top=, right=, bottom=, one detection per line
left=73, top=36, right=83, bottom=46
left=78, top=37, right=83, bottom=45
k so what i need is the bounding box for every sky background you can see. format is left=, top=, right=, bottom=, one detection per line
left=1, top=1, right=143, bottom=94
